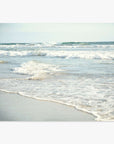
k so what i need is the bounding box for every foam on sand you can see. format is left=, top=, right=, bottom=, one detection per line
left=0, top=91, right=95, bottom=121
left=0, top=75, right=114, bottom=121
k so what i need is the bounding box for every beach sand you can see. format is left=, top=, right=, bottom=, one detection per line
left=0, top=91, right=95, bottom=121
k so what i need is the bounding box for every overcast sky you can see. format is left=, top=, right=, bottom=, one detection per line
left=0, top=23, right=114, bottom=43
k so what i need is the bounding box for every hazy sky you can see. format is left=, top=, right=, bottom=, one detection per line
left=0, top=23, right=114, bottom=43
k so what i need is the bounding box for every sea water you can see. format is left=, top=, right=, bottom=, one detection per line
left=0, top=42, right=114, bottom=121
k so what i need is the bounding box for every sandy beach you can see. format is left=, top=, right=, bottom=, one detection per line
left=0, top=91, right=95, bottom=121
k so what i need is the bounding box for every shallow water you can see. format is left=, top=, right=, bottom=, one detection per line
left=0, top=42, right=114, bottom=121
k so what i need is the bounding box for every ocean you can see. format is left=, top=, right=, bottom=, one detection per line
left=0, top=41, right=114, bottom=121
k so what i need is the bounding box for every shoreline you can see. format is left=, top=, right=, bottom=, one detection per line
left=0, top=91, right=95, bottom=121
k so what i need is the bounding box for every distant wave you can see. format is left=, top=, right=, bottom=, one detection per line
left=0, top=41, right=114, bottom=48
left=0, top=43, right=29, bottom=45
left=0, top=41, right=114, bottom=45
left=1, top=49, right=114, bottom=60
left=60, top=41, right=114, bottom=46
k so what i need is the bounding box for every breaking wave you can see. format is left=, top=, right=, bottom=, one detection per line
left=35, top=50, right=114, bottom=60
left=0, top=50, right=114, bottom=60
left=0, top=50, right=33, bottom=56
left=13, top=61, right=63, bottom=79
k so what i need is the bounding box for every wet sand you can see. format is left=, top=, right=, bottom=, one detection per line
left=0, top=91, right=95, bottom=121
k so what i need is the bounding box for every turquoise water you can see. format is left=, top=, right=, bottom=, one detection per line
left=0, top=42, right=114, bottom=121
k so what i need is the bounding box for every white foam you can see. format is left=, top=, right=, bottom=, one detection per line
left=0, top=49, right=114, bottom=60
left=0, top=50, right=33, bottom=56
left=0, top=45, right=16, bottom=48
left=13, top=61, right=63, bottom=79
left=35, top=50, right=114, bottom=60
